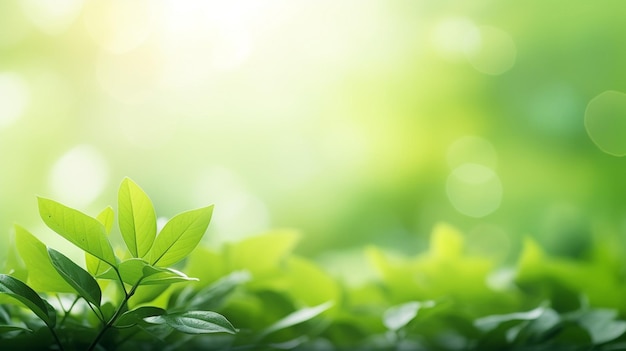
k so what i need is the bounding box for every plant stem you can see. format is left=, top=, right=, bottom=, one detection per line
left=59, top=295, right=80, bottom=327
left=86, top=281, right=142, bottom=351
left=49, top=327, right=65, bottom=351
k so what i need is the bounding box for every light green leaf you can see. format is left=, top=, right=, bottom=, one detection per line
left=259, top=301, right=333, bottom=339
left=14, top=225, right=73, bottom=293
left=383, top=300, right=436, bottom=331
left=118, top=178, right=156, bottom=258
left=140, top=267, right=198, bottom=285
left=144, top=311, right=236, bottom=334
left=97, top=206, right=115, bottom=234
left=149, top=205, right=214, bottom=267
left=48, top=248, right=101, bottom=307
left=98, top=259, right=197, bottom=286
left=114, top=306, right=165, bottom=328
left=0, top=274, right=55, bottom=327
left=86, top=207, right=116, bottom=276
left=38, top=197, right=116, bottom=267
left=474, top=304, right=546, bottom=332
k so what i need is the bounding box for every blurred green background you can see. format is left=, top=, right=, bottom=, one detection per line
left=2, top=0, right=626, bottom=266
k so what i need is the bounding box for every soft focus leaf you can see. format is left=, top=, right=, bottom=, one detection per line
left=474, top=305, right=547, bottom=332
left=38, top=197, right=116, bottom=267
left=430, top=223, right=464, bottom=259
left=227, top=230, right=300, bottom=274
left=149, top=205, right=214, bottom=267
left=259, top=301, right=333, bottom=338
left=118, top=178, right=156, bottom=258
left=0, top=325, right=32, bottom=333
left=578, top=309, right=626, bottom=344
left=48, top=248, right=102, bottom=306
left=0, top=274, right=55, bottom=327
left=14, top=225, right=73, bottom=293
left=383, top=300, right=436, bottom=331
left=144, top=311, right=237, bottom=334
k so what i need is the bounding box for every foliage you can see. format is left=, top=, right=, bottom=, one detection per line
left=3, top=179, right=626, bottom=350
left=0, top=178, right=234, bottom=351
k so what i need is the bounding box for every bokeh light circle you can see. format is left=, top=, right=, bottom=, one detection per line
left=446, top=163, right=502, bottom=218
left=48, top=145, right=109, bottom=207
left=447, top=136, right=497, bottom=170
left=585, top=90, right=626, bottom=156
left=465, top=26, right=516, bottom=75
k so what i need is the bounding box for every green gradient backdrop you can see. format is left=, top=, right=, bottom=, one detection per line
left=2, top=0, right=626, bottom=265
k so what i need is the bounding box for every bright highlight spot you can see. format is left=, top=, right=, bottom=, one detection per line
left=84, top=0, right=155, bottom=54
left=0, top=73, right=30, bottom=129
left=446, top=163, right=502, bottom=218
left=192, top=167, right=270, bottom=243
left=447, top=136, right=497, bottom=170
left=432, top=17, right=481, bottom=62
left=585, top=90, right=626, bottom=156
left=48, top=145, right=109, bottom=207
left=465, top=26, right=516, bottom=75
left=96, top=47, right=161, bottom=104
left=21, top=0, right=83, bottom=35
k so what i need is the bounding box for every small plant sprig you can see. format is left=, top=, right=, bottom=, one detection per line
left=0, top=178, right=236, bottom=351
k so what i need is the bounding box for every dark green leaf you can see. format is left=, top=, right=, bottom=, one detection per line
left=118, top=178, right=156, bottom=258
left=0, top=274, right=55, bottom=327
left=48, top=248, right=102, bottom=306
left=0, top=325, right=32, bottom=333
left=115, top=306, right=165, bottom=328
left=149, top=205, right=214, bottom=267
left=38, top=197, right=116, bottom=267
left=144, top=311, right=236, bottom=334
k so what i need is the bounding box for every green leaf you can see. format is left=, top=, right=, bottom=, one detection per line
left=149, top=205, right=214, bottom=267
left=48, top=248, right=102, bottom=307
left=38, top=197, right=116, bottom=267
left=97, top=206, right=115, bottom=234
left=114, top=306, right=165, bottom=328
left=14, top=225, right=73, bottom=293
left=175, top=270, right=251, bottom=311
left=98, top=259, right=197, bottom=286
left=140, top=267, right=198, bottom=285
left=578, top=309, right=626, bottom=344
left=86, top=207, right=116, bottom=276
left=0, top=274, right=55, bottom=327
left=0, top=325, right=32, bottom=333
left=383, top=300, right=436, bottom=331
left=259, top=301, right=333, bottom=339
left=118, top=178, right=157, bottom=258
left=474, top=304, right=547, bottom=332
left=144, top=311, right=236, bottom=334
